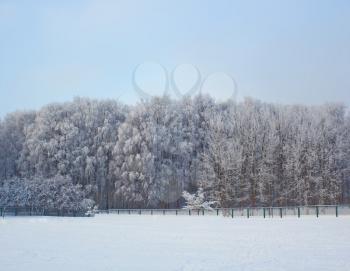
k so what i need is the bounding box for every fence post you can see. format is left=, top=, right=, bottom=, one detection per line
left=231, top=209, right=234, bottom=218
left=151, top=209, right=153, bottom=215
left=247, top=208, right=249, bottom=218
left=202, top=209, right=204, bottom=216
left=163, top=210, right=165, bottom=215
left=279, top=208, right=282, bottom=218
left=217, top=209, right=219, bottom=216
left=316, top=206, right=319, bottom=218
left=263, top=208, right=266, bottom=218
left=189, top=209, right=191, bottom=216
left=176, top=210, right=178, bottom=216
left=336, top=206, right=338, bottom=217
left=298, top=207, right=300, bottom=218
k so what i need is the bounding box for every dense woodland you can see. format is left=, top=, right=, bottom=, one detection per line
left=0, top=95, right=349, bottom=211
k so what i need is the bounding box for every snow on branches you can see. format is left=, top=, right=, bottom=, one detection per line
left=182, top=188, right=217, bottom=210
left=0, top=96, right=349, bottom=209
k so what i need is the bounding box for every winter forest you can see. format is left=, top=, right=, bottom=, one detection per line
left=1, top=95, right=350, bottom=212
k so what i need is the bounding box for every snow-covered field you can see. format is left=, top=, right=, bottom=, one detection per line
left=1, top=215, right=349, bottom=271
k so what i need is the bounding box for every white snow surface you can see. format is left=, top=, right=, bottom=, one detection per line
left=1, top=215, right=349, bottom=271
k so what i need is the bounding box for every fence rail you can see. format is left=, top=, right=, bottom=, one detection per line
left=2, top=205, right=349, bottom=218
left=97, top=205, right=350, bottom=218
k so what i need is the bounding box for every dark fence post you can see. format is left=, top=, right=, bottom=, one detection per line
left=316, top=206, right=319, bottom=218
left=279, top=208, right=282, bottom=218
left=217, top=209, right=219, bottom=216
left=263, top=208, right=266, bottom=218
left=202, top=209, right=205, bottom=216
left=247, top=208, right=249, bottom=218
left=176, top=210, right=178, bottom=216
left=298, top=207, right=300, bottom=218
left=231, top=209, right=234, bottom=218
left=336, top=206, right=338, bottom=217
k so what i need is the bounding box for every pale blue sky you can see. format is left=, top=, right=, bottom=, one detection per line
left=0, top=0, right=349, bottom=116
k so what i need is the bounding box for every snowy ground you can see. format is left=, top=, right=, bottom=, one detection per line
left=1, top=215, right=350, bottom=271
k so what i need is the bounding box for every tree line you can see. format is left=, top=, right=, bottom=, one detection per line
left=0, top=96, right=349, bottom=210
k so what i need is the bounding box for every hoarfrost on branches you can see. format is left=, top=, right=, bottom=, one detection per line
left=0, top=96, right=349, bottom=209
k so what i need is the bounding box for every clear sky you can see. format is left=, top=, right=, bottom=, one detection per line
left=0, top=0, right=349, bottom=116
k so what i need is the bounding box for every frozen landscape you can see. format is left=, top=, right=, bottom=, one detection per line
left=1, top=2, right=350, bottom=271
left=1, top=215, right=350, bottom=271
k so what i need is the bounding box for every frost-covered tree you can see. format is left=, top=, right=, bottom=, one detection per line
left=0, top=96, right=349, bottom=209
left=110, top=102, right=156, bottom=208
left=0, top=175, right=95, bottom=214
left=182, top=188, right=216, bottom=210
left=17, top=98, right=126, bottom=208
left=0, top=111, right=35, bottom=180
